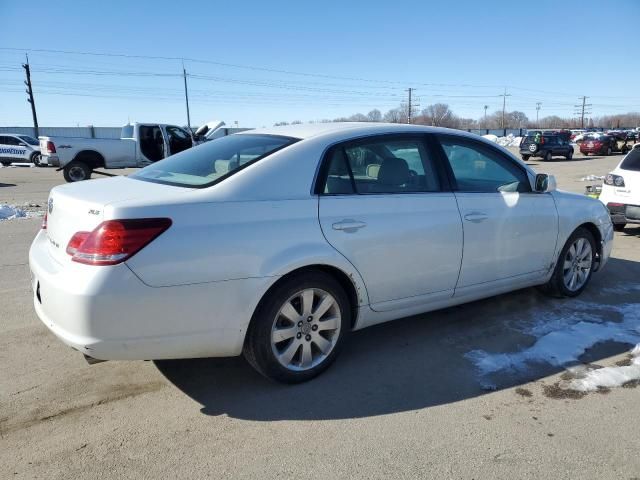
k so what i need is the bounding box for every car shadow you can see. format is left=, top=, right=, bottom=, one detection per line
left=156, top=257, right=640, bottom=421
left=0, top=183, right=17, bottom=187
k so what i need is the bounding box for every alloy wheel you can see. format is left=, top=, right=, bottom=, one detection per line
left=562, top=237, right=593, bottom=291
left=270, top=288, right=341, bottom=371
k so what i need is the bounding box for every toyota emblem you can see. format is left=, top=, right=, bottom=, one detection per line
left=48, top=198, right=54, bottom=214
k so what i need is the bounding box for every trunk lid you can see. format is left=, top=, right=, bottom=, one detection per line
left=45, top=176, right=190, bottom=265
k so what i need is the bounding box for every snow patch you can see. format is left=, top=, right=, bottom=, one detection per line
left=482, top=134, right=498, bottom=143
left=0, top=204, right=43, bottom=221
left=481, top=134, right=522, bottom=147
left=466, top=301, right=640, bottom=391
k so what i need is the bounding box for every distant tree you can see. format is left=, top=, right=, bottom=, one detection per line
left=348, top=113, right=368, bottom=122
left=291, top=120, right=303, bottom=125
left=509, top=111, right=529, bottom=128
left=273, top=121, right=289, bottom=126
left=367, top=109, right=382, bottom=122
left=383, top=108, right=404, bottom=123
left=422, top=103, right=454, bottom=127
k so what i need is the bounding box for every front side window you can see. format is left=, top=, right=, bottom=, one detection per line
left=133, top=134, right=297, bottom=188
left=439, top=136, right=531, bottom=193
left=323, top=137, right=440, bottom=194
left=16, top=135, right=39, bottom=146
left=166, top=126, right=193, bottom=155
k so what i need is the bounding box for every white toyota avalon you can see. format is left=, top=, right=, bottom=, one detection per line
left=29, top=123, right=614, bottom=383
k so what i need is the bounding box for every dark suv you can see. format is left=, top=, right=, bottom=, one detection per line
left=519, top=132, right=574, bottom=161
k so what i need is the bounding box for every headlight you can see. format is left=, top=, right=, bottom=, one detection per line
left=605, top=174, right=625, bottom=187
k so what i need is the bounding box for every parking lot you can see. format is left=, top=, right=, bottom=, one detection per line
left=1, top=150, right=639, bottom=479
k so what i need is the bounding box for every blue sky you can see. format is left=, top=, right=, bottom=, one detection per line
left=1, top=0, right=639, bottom=128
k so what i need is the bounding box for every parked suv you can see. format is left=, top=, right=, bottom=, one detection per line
left=579, top=134, right=617, bottom=156
left=520, top=132, right=574, bottom=161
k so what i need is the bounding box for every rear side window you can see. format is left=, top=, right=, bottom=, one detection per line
left=620, top=148, right=640, bottom=171
left=322, top=137, right=440, bottom=194
left=438, top=136, right=531, bottom=193
left=133, top=134, right=297, bottom=188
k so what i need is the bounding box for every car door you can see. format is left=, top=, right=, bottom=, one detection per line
left=435, top=134, right=558, bottom=293
left=318, top=134, right=463, bottom=312
left=164, top=125, right=193, bottom=156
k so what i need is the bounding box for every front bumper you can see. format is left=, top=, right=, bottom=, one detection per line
left=29, top=230, right=264, bottom=361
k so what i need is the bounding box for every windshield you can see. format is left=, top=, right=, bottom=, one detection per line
left=620, top=148, right=640, bottom=172
left=132, top=134, right=298, bottom=188
left=16, top=135, right=39, bottom=145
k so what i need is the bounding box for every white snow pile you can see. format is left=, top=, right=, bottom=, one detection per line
left=482, top=134, right=522, bottom=147
left=0, top=162, right=34, bottom=168
left=0, top=204, right=43, bottom=221
left=0, top=204, right=27, bottom=220
left=466, top=298, right=640, bottom=392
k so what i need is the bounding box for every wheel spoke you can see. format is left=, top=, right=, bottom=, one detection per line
left=579, top=259, right=592, bottom=269
left=317, top=316, right=339, bottom=332
left=313, top=294, right=334, bottom=319
left=300, top=342, right=313, bottom=368
left=579, top=244, right=592, bottom=261
left=313, top=334, right=332, bottom=354
left=278, top=340, right=300, bottom=366
left=301, top=289, right=314, bottom=317
left=575, top=238, right=585, bottom=257
left=563, top=260, right=573, bottom=271
left=564, top=269, right=574, bottom=285
left=272, top=325, right=298, bottom=343
left=570, top=271, right=577, bottom=289
left=279, top=301, right=300, bottom=323
left=568, top=244, right=576, bottom=260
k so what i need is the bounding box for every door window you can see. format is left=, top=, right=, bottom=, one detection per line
left=438, top=136, right=531, bottom=193
left=322, top=137, right=440, bottom=194
left=166, top=126, right=193, bottom=155
left=139, top=125, right=165, bottom=162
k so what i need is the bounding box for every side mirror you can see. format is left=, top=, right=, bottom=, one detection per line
left=534, top=173, right=557, bottom=192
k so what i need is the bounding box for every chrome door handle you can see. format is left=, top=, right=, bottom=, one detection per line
left=332, top=220, right=367, bottom=231
left=464, top=212, right=489, bottom=223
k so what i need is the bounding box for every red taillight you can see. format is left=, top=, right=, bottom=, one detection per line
left=41, top=212, right=47, bottom=230
left=67, top=218, right=172, bottom=265
left=46, top=141, right=56, bottom=154
left=540, top=137, right=545, bottom=145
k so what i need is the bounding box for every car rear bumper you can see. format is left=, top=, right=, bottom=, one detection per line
left=605, top=203, right=640, bottom=225
left=599, top=185, right=640, bottom=224
left=42, top=154, right=60, bottom=167
left=29, top=230, right=266, bottom=361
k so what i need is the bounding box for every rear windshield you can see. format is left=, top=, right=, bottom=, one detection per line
left=620, top=148, right=640, bottom=171
left=132, top=134, right=297, bottom=188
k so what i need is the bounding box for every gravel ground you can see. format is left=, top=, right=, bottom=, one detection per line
left=1, top=152, right=639, bottom=479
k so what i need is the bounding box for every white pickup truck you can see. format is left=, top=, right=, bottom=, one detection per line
left=40, top=123, right=195, bottom=182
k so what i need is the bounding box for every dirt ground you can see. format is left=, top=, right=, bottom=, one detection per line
left=1, top=149, right=639, bottom=479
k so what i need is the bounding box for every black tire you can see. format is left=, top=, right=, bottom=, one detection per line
left=542, top=227, right=596, bottom=298
left=544, top=150, right=553, bottom=162
left=565, top=149, right=573, bottom=160
left=30, top=151, right=42, bottom=167
left=1, top=161, right=10, bottom=166
left=244, top=270, right=351, bottom=383
left=622, top=146, right=628, bottom=154
left=613, top=223, right=626, bottom=232
left=63, top=161, right=92, bottom=182
left=606, top=146, right=612, bottom=156
left=583, top=152, right=589, bottom=156
left=521, top=155, right=531, bottom=161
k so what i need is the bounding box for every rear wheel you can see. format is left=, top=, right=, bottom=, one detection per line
left=521, top=154, right=530, bottom=161
left=30, top=151, right=42, bottom=167
left=542, top=227, right=596, bottom=297
left=63, top=161, right=92, bottom=182
left=565, top=149, right=573, bottom=160
left=1, top=161, right=10, bottom=166
left=613, top=223, right=626, bottom=232
left=244, top=271, right=350, bottom=383
left=606, top=146, right=612, bottom=156
left=544, top=150, right=553, bottom=162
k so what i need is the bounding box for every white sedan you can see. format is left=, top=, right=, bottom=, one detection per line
left=29, top=123, right=614, bottom=383
left=599, top=143, right=640, bottom=231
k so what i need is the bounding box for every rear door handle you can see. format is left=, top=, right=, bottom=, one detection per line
left=464, top=212, right=489, bottom=223
left=332, top=220, right=367, bottom=231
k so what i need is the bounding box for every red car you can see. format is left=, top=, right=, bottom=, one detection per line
left=580, top=135, right=615, bottom=156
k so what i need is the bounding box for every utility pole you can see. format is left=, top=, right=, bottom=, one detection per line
left=483, top=105, right=488, bottom=127
left=500, top=88, right=511, bottom=129
left=574, top=96, right=592, bottom=128
left=182, top=60, right=192, bottom=135
left=22, top=54, right=39, bottom=137
left=406, top=88, right=413, bottom=124
left=536, top=102, right=542, bottom=128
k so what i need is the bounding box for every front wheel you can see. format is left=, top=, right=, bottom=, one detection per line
left=521, top=154, right=531, bottom=161
left=542, top=227, right=596, bottom=298
left=1, top=161, right=10, bottom=166
left=63, top=161, right=92, bottom=182
left=613, top=223, right=626, bottom=232
left=244, top=271, right=350, bottom=383
left=565, top=149, right=573, bottom=160
left=544, top=151, right=553, bottom=162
